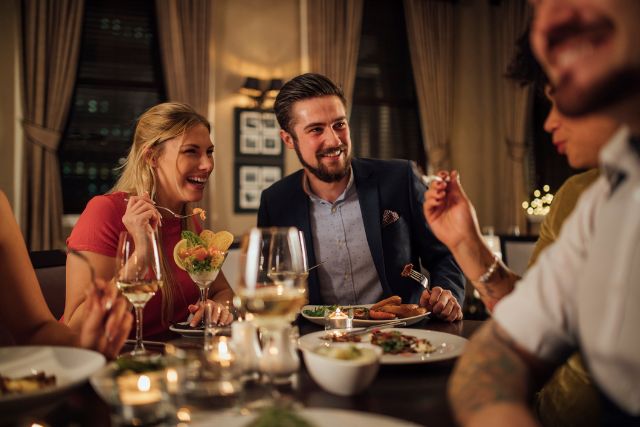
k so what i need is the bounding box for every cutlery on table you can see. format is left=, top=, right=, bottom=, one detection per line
left=307, top=260, right=326, bottom=272
left=341, top=320, right=407, bottom=337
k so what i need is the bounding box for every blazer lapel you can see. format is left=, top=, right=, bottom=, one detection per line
left=352, top=159, right=391, bottom=295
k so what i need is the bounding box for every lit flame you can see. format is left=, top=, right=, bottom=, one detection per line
left=137, top=375, right=151, bottom=392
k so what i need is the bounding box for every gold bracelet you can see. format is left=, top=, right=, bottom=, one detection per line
left=476, top=255, right=499, bottom=283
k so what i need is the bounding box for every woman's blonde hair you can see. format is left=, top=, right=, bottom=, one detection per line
left=112, top=102, right=210, bottom=326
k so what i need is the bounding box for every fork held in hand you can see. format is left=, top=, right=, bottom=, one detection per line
left=401, top=263, right=430, bottom=291
left=124, top=197, right=202, bottom=219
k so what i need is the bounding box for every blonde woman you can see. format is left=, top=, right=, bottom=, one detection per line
left=65, top=103, right=234, bottom=337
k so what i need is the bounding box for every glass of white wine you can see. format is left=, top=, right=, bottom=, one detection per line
left=115, top=230, right=163, bottom=356
left=236, top=227, right=308, bottom=402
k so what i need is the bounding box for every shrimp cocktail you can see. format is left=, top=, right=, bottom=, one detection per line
left=173, top=229, right=234, bottom=327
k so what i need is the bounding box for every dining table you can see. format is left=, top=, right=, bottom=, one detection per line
left=3, top=317, right=484, bottom=427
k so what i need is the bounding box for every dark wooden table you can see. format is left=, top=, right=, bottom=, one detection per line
left=3, top=319, right=484, bottom=427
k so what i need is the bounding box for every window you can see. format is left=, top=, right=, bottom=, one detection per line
left=350, top=0, right=426, bottom=170
left=529, top=88, right=579, bottom=195
left=59, top=0, right=165, bottom=214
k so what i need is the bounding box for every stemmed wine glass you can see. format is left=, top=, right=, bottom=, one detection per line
left=236, top=227, right=308, bottom=404
left=187, top=253, right=228, bottom=329
left=115, top=230, right=163, bottom=356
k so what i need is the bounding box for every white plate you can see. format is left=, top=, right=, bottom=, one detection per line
left=190, top=407, right=422, bottom=427
left=0, top=346, right=105, bottom=411
left=301, top=304, right=429, bottom=327
left=298, top=328, right=467, bottom=364
left=169, top=322, right=231, bottom=338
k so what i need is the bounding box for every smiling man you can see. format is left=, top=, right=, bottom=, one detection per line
left=445, top=0, right=640, bottom=426
left=257, top=73, right=465, bottom=322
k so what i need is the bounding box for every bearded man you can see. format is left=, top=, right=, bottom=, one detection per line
left=257, top=73, right=464, bottom=322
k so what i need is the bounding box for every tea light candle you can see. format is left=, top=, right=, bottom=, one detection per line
left=325, top=307, right=353, bottom=330
left=118, top=374, right=163, bottom=406
left=207, top=336, right=235, bottom=368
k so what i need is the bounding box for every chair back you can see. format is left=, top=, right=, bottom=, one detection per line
left=499, top=235, right=538, bottom=277
left=29, top=250, right=67, bottom=319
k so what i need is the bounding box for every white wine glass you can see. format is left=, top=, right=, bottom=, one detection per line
left=115, top=230, right=163, bottom=356
left=236, top=227, right=308, bottom=407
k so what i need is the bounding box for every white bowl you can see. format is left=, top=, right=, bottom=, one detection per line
left=301, top=343, right=382, bottom=396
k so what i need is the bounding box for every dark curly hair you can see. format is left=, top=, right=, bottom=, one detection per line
left=505, top=25, right=549, bottom=94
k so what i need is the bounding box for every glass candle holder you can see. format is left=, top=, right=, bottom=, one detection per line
left=90, top=363, right=173, bottom=426
left=324, top=307, right=354, bottom=330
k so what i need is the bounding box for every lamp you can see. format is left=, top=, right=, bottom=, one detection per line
left=240, top=77, right=283, bottom=109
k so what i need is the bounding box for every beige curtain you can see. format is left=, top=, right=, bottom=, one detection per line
left=307, top=0, right=363, bottom=109
left=21, top=0, right=84, bottom=250
left=404, top=0, right=454, bottom=173
left=155, top=0, right=210, bottom=116
left=495, top=1, right=531, bottom=233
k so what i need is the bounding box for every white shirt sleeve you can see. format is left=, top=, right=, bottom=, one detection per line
left=493, top=179, right=606, bottom=363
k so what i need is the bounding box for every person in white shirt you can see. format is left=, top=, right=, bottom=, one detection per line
left=423, top=0, right=640, bottom=426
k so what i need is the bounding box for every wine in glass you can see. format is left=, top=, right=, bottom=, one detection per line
left=115, top=230, right=163, bottom=356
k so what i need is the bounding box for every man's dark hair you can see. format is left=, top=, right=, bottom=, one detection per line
left=274, top=73, right=347, bottom=134
left=505, top=26, right=549, bottom=93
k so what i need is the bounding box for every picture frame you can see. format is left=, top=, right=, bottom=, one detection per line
left=239, top=111, right=263, bottom=134
left=261, top=134, right=281, bottom=156
left=234, top=163, right=284, bottom=213
left=239, top=134, right=262, bottom=155
left=239, top=188, right=262, bottom=210
left=260, top=166, right=282, bottom=187
left=239, top=166, right=261, bottom=190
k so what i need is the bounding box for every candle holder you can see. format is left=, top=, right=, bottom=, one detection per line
left=324, top=307, right=354, bottom=331
left=90, top=362, right=173, bottom=426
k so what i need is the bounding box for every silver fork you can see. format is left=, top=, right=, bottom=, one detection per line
left=124, top=197, right=202, bottom=219
left=401, top=264, right=430, bottom=291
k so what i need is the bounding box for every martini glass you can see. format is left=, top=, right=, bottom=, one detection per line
left=187, top=252, right=228, bottom=329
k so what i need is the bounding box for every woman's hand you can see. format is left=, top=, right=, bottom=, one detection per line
left=188, top=299, right=234, bottom=327
left=122, top=193, right=161, bottom=237
left=423, top=170, right=482, bottom=251
left=76, top=279, right=133, bottom=359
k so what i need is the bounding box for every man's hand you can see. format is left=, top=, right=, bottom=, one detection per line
left=423, top=170, right=482, bottom=251
left=420, top=286, right=463, bottom=322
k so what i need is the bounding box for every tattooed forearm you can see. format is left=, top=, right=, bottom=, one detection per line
left=448, top=321, right=535, bottom=425
left=472, top=263, right=520, bottom=311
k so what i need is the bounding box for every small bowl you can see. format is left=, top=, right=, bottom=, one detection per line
left=301, top=343, right=382, bottom=396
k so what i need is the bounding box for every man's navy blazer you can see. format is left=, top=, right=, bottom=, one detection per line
left=257, top=157, right=465, bottom=306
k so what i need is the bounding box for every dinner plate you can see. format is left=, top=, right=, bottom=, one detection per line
left=169, top=322, right=231, bottom=338
left=300, top=304, right=429, bottom=327
left=0, top=346, right=105, bottom=412
left=189, top=407, right=423, bottom=427
left=298, top=328, right=467, bottom=364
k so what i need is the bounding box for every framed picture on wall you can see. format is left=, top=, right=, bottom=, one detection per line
left=262, top=112, right=279, bottom=133
left=239, top=134, right=262, bottom=155
left=261, top=134, right=281, bottom=155
left=240, top=111, right=263, bottom=134
left=234, top=164, right=284, bottom=213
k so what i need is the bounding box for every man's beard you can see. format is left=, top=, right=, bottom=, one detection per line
left=555, top=66, right=640, bottom=117
left=293, top=139, right=352, bottom=183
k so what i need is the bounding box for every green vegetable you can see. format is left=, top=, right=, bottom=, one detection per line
left=181, top=230, right=204, bottom=247
left=189, top=257, right=213, bottom=273
left=246, top=407, right=316, bottom=427
left=114, top=357, right=165, bottom=374
left=302, top=305, right=338, bottom=317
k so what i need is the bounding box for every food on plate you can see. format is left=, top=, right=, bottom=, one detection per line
left=0, top=371, right=56, bottom=395
left=369, top=295, right=401, bottom=311
left=371, top=330, right=436, bottom=355
left=113, top=356, right=166, bottom=375
left=321, top=332, right=363, bottom=343
left=314, top=345, right=378, bottom=362
left=303, top=295, right=427, bottom=321
left=173, top=229, right=233, bottom=273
